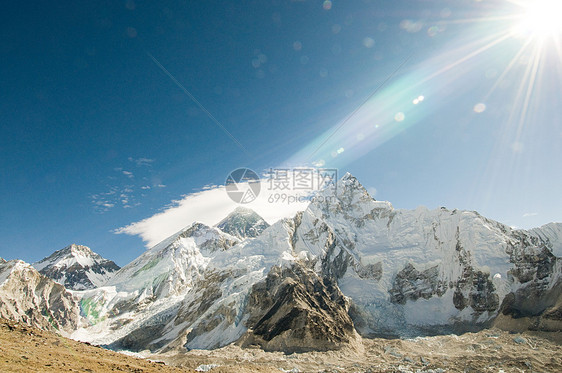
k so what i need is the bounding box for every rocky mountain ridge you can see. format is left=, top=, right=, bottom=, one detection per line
left=0, top=260, right=79, bottom=335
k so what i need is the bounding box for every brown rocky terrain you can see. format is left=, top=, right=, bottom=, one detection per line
left=0, top=318, right=189, bottom=373
left=158, top=330, right=562, bottom=372
left=2, top=316, right=561, bottom=372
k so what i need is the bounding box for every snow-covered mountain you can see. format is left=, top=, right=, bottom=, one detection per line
left=215, top=207, right=269, bottom=239
left=71, top=222, right=242, bottom=347
left=0, top=260, right=80, bottom=335
left=72, top=215, right=360, bottom=352
left=67, top=174, right=561, bottom=353
left=105, top=222, right=240, bottom=296
left=301, top=174, right=561, bottom=337
left=1, top=173, right=560, bottom=354
left=33, top=244, right=120, bottom=290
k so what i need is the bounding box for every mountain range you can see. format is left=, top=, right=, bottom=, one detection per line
left=0, top=173, right=560, bottom=354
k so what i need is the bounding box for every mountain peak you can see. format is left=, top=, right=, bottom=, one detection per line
left=36, top=244, right=99, bottom=268
left=32, top=244, right=120, bottom=290
left=232, top=206, right=258, bottom=215
left=189, top=221, right=211, bottom=231
left=66, top=244, right=93, bottom=256
left=313, top=172, right=369, bottom=200
left=216, top=207, right=270, bottom=239
left=0, top=259, right=31, bottom=276
left=308, top=173, right=391, bottom=220
left=340, top=171, right=355, bottom=181
left=338, top=172, right=367, bottom=192
left=183, top=221, right=241, bottom=248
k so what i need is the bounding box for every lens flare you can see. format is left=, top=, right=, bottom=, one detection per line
left=282, top=0, right=561, bottom=179
left=474, top=103, right=486, bottom=113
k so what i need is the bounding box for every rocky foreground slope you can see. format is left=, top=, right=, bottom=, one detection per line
left=0, top=173, right=561, bottom=357
left=2, top=316, right=561, bottom=372
left=0, top=318, right=189, bottom=373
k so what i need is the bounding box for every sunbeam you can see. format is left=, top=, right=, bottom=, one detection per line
left=283, top=0, right=562, bottom=185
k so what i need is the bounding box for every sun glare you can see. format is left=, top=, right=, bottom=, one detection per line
left=513, top=0, right=562, bottom=39
left=292, top=0, right=562, bottom=172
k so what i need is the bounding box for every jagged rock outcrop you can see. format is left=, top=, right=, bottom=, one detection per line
left=0, top=260, right=79, bottom=335
left=389, top=263, right=447, bottom=305
left=215, top=207, right=269, bottom=239
left=33, top=244, right=120, bottom=290
left=240, top=264, right=360, bottom=353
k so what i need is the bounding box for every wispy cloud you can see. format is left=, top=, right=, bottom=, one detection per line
left=122, top=170, right=134, bottom=178
left=115, top=180, right=309, bottom=248
left=90, top=159, right=167, bottom=212
left=90, top=187, right=119, bottom=212
left=523, top=212, right=538, bottom=218
left=128, top=157, right=154, bottom=167
left=91, top=183, right=138, bottom=212
left=91, top=199, right=115, bottom=212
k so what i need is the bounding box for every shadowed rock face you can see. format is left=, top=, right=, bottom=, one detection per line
left=507, top=233, right=557, bottom=285
left=215, top=207, right=270, bottom=239
left=356, top=262, right=383, bottom=280
left=241, top=265, right=359, bottom=353
left=497, top=233, right=561, bottom=328
left=389, top=263, right=447, bottom=305
left=453, top=268, right=499, bottom=313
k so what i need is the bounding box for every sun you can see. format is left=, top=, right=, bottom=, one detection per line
left=512, top=0, right=562, bottom=40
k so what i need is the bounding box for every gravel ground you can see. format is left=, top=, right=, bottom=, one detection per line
left=1, top=318, right=561, bottom=373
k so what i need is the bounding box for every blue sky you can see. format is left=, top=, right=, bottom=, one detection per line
left=1, top=0, right=561, bottom=266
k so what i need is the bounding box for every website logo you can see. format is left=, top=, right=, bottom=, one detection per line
left=225, top=168, right=261, bottom=204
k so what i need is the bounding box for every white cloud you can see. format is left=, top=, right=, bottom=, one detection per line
left=122, top=170, right=134, bottom=178
left=115, top=181, right=310, bottom=248
left=523, top=212, right=538, bottom=218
